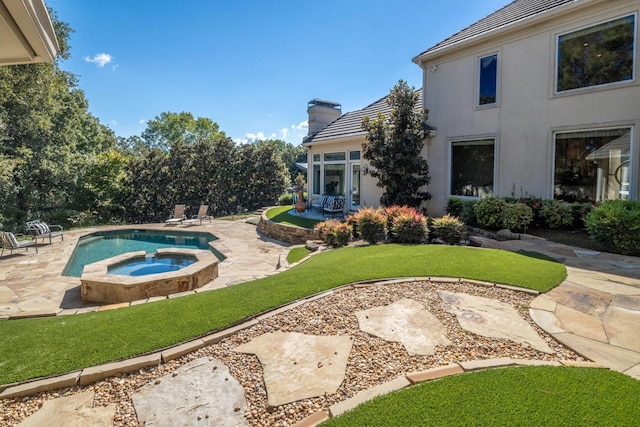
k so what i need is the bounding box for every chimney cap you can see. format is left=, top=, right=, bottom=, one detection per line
left=307, top=99, right=341, bottom=110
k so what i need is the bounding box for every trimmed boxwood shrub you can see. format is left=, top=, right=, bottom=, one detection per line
left=585, top=200, right=640, bottom=255
left=461, top=200, right=478, bottom=225
left=502, top=203, right=533, bottom=232
left=431, top=214, right=465, bottom=245
left=278, top=193, right=293, bottom=205
left=446, top=197, right=465, bottom=217
left=474, top=196, right=506, bottom=229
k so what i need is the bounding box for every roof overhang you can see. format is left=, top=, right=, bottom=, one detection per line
left=0, top=0, right=59, bottom=65
left=412, top=0, right=601, bottom=66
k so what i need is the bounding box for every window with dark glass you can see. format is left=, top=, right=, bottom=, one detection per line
left=557, top=15, right=635, bottom=92
left=479, top=54, right=498, bottom=105
left=554, top=128, right=631, bottom=202
left=450, top=139, right=495, bottom=197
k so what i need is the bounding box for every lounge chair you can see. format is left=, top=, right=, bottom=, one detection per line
left=0, top=231, right=38, bottom=256
left=182, top=204, right=213, bottom=226
left=26, top=220, right=64, bottom=244
left=165, top=204, right=186, bottom=225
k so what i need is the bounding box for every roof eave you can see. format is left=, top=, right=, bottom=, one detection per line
left=0, top=0, right=60, bottom=66
left=412, top=0, right=600, bottom=66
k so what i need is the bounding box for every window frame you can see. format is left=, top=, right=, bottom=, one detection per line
left=476, top=52, right=499, bottom=108
left=551, top=126, right=634, bottom=203
left=448, top=137, right=497, bottom=199
left=554, top=13, right=637, bottom=95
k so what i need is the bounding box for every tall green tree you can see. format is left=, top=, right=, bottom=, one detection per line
left=141, top=112, right=226, bottom=151
left=0, top=15, right=118, bottom=229
left=361, top=80, right=431, bottom=209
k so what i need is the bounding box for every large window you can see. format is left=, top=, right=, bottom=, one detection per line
left=554, top=128, right=631, bottom=202
left=450, top=139, right=495, bottom=197
left=478, top=54, right=498, bottom=105
left=557, top=14, right=635, bottom=92
left=323, top=164, right=345, bottom=195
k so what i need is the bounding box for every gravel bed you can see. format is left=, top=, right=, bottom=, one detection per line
left=0, top=280, right=585, bottom=426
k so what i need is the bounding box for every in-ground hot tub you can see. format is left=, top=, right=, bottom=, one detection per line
left=80, top=248, right=218, bottom=304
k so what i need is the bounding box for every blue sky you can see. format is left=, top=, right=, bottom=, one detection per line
left=49, top=0, right=507, bottom=145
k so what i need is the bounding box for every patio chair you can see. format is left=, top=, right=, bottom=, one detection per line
left=182, top=204, right=213, bottom=226
left=26, top=220, right=64, bottom=244
left=0, top=231, right=38, bottom=256
left=165, top=204, right=187, bottom=225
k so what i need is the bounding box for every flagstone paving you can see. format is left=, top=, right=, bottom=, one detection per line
left=438, top=291, right=553, bottom=354
left=355, top=297, right=451, bottom=355
left=471, top=235, right=640, bottom=379
left=233, top=332, right=353, bottom=407
left=131, top=357, right=248, bottom=426
left=17, top=391, right=115, bottom=427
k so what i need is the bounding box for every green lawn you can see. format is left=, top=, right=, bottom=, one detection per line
left=0, top=244, right=566, bottom=385
left=287, top=247, right=310, bottom=264
left=266, top=205, right=322, bottom=228
left=323, top=366, right=640, bottom=426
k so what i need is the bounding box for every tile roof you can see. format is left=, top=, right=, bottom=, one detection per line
left=417, top=0, right=579, bottom=58
left=304, top=90, right=423, bottom=144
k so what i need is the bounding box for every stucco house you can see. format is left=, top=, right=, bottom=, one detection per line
left=305, top=0, right=638, bottom=217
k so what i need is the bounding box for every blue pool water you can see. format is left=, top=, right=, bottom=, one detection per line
left=108, top=254, right=196, bottom=276
left=62, top=229, right=223, bottom=277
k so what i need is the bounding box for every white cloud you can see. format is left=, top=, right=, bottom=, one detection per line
left=293, top=120, right=308, bottom=131
left=240, top=132, right=277, bottom=144
left=280, top=128, right=289, bottom=140
left=84, top=53, right=113, bottom=67
left=138, top=119, right=147, bottom=125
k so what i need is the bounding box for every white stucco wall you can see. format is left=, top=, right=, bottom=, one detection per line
left=417, top=0, right=640, bottom=216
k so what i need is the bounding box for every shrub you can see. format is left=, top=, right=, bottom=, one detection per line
left=541, top=200, right=573, bottom=229
left=474, top=196, right=506, bottom=229
left=314, top=218, right=352, bottom=247
left=351, top=207, right=387, bottom=244
left=390, top=210, right=429, bottom=243
left=585, top=200, right=640, bottom=255
left=570, top=202, right=593, bottom=229
left=446, top=197, right=464, bottom=217
left=278, top=193, right=293, bottom=206
left=517, top=197, right=544, bottom=228
left=431, top=214, right=466, bottom=245
left=502, top=203, right=533, bottom=232
left=461, top=200, right=478, bottom=225
left=384, top=205, right=411, bottom=231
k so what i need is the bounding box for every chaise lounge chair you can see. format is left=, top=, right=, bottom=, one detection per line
left=26, top=220, right=64, bottom=244
left=165, top=204, right=187, bottom=226
left=182, top=204, right=213, bottom=226
left=0, top=231, right=38, bottom=256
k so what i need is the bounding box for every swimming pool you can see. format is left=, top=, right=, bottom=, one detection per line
left=62, top=229, right=224, bottom=277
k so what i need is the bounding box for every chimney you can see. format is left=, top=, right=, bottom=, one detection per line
left=307, top=99, right=341, bottom=136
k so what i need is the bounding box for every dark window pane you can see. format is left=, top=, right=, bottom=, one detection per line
left=451, top=140, right=495, bottom=197
left=557, top=15, right=635, bottom=92
left=479, top=54, right=497, bottom=105
left=554, top=128, right=631, bottom=202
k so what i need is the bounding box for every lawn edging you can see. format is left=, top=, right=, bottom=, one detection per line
left=0, top=276, right=545, bottom=399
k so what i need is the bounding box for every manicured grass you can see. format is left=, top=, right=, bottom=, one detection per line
left=287, top=247, right=310, bottom=264
left=323, top=366, right=640, bottom=426
left=0, top=244, right=565, bottom=384
left=265, top=205, right=321, bottom=228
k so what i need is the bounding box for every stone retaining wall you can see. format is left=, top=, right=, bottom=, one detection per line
left=258, top=210, right=319, bottom=244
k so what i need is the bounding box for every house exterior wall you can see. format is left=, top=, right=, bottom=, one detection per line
left=418, top=0, right=640, bottom=216
left=306, top=137, right=383, bottom=212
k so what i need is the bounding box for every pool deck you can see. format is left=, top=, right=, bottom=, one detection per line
left=0, top=220, right=291, bottom=318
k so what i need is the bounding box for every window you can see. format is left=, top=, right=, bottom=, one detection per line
left=557, top=15, right=635, bottom=92
left=323, top=164, right=345, bottom=195
left=478, top=54, right=498, bottom=105
left=450, top=139, right=495, bottom=197
left=324, top=152, right=346, bottom=161
left=312, top=155, right=321, bottom=194
left=554, top=128, right=631, bottom=202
